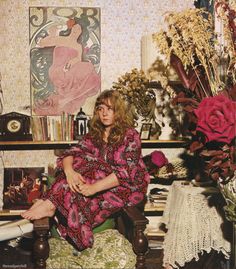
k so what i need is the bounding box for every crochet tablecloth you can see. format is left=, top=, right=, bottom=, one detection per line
left=162, top=181, right=231, bottom=268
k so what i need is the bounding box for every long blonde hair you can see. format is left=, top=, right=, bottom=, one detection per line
left=89, top=90, right=134, bottom=145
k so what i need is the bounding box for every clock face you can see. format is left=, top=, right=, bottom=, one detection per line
left=7, top=119, right=22, bottom=133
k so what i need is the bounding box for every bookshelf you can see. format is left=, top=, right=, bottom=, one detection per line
left=141, top=139, right=188, bottom=148
left=141, top=139, right=188, bottom=252
left=0, top=139, right=188, bottom=150
left=0, top=140, right=78, bottom=150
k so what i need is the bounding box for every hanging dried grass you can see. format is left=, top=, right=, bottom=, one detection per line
left=153, top=8, right=224, bottom=95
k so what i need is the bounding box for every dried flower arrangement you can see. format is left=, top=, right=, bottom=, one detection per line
left=153, top=5, right=236, bottom=98
left=112, top=68, right=162, bottom=136
left=151, top=1, right=236, bottom=221
left=112, top=68, right=185, bottom=138
left=153, top=8, right=223, bottom=93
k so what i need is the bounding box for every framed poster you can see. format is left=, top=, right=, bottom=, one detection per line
left=29, top=7, right=101, bottom=116
left=3, top=167, right=45, bottom=210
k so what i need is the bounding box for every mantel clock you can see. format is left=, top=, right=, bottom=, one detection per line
left=0, top=112, right=32, bottom=141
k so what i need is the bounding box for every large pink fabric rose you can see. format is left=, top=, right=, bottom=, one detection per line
left=194, top=94, right=236, bottom=144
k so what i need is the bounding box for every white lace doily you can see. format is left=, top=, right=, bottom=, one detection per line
left=162, top=181, right=231, bottom=268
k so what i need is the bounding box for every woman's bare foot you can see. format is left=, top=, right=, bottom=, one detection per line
left=28, top=199, right=44, bottom=210
left=21, top=199, right=56, bottom=220
left=20, top=199, right=44, bottom=217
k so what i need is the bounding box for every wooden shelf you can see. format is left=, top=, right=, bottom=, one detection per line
left=0, top=140, right=78, bottom=150
left=0, top=139, right=189, bottom=150
left=141, top=139, right=189, bottom=148
left=0, top=210, right=25, bottom=216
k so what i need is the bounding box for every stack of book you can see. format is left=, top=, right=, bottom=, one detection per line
left=30, top=113, right=75, bottom=141
left=144, top=185, right=169, bottom=249
left=145, top=216, right=166, bottom=249
left=145, top=187, right=169, bottom=213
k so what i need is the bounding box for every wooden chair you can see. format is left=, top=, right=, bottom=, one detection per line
left=33, top=204, right=149, bottom=269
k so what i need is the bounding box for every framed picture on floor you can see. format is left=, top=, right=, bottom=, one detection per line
left=2, top=167, right=45, bottom=210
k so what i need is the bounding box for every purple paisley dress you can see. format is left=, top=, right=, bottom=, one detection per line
left=44, top=128, right=150, bottom=250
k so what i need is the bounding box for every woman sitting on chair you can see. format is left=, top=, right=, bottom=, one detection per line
left=22, top=89, right=150, bottom=251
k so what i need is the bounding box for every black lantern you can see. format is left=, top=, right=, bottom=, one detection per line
left=74, top=108, right=88, bottom=139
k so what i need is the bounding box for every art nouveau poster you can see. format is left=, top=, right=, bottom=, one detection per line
left=29, top=7, right=101, bottom=116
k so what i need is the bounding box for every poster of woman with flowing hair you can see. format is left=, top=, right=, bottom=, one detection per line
left=29, top=7, right=101, bottom=116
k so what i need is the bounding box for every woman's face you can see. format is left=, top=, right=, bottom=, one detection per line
left=48, top=25, right=59, bottom=36
left=97, top=100, right=115, bottom=127
left=71, top=24, right=82, bottom=36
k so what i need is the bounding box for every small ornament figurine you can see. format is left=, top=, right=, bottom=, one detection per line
left=74, top=108, right=88, bottom=139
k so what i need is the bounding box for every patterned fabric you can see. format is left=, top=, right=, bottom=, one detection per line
left=44, top=128, right=150, bottom=250
left=46, top=229, right=136, bottom=269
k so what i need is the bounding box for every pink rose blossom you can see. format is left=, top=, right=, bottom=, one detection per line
left=194, top=94, right=236, bottom=144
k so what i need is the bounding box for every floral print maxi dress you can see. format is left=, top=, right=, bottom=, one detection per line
left=44, top=128, right=150, bottom=250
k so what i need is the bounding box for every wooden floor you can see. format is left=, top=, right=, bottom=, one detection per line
left=145, top=248, right=232, bottom=269
left=0, top=237, right=34, bottom=269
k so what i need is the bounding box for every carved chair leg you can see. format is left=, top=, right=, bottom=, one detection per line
left=33, top=218, right=50, bottom=269
left=123, top=207, right=149, bottom=269
left=133, top=225, right=149, bottom=269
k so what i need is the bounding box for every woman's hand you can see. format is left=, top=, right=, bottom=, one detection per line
left=64, top=168, right=86, bottom=193
left=78, top=183, right=98, bottom=197
left=64, top=57, right=80, bottom=72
